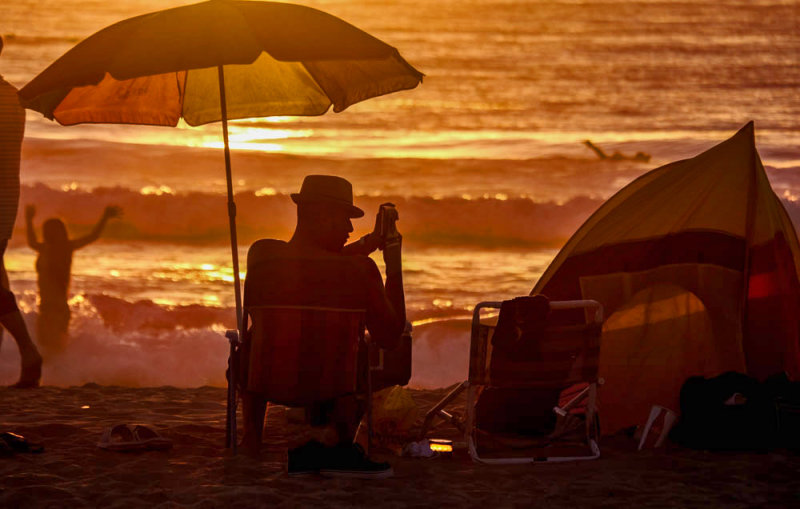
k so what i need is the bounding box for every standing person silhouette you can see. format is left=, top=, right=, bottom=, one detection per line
left=25, top=205, right=122, bottom=356
left=0, top=35, right=42, bottom=388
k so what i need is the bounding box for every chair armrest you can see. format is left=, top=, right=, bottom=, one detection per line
left=549, top=299, right=604, bottom=324
left=469, top=301, right=503, bottom=384
left=471, top=301, right=503, bottom=337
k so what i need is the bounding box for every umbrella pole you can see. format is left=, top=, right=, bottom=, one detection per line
left=218, top=65, right=243, bottom=453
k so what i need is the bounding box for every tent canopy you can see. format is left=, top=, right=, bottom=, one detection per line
left=531, top=122, right=800, bottom=434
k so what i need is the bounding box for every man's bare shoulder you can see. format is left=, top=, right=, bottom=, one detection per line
left=246, top=239, right=288, bottom=271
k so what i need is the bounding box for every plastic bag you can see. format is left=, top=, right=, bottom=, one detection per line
left=372, top=385, right=419, bottom=435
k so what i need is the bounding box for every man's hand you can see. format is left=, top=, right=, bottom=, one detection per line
left=25, top=205, right=35, bottom=221
left=373, top=203, right=400, bottom=250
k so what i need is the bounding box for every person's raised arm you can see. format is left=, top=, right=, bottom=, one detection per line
left=364, top=233, right=406, bottom=350
left=70, top=205, right=122, bottom=250
left=25, top=205, right=43, bottom=252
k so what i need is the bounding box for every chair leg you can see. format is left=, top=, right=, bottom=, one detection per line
left=366, top=355, right=373, bottom=456
left=639, top=405, right=677, bottom=450
left=225, top=329, right=239, bottom=453
left=419, top=380, right=469, bottom=439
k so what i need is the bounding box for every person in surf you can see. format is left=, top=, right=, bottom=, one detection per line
left=25, top=204, right=122, bottom=357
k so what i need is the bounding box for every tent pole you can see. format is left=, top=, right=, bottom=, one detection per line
left=219, top=65, right=242, bottom=453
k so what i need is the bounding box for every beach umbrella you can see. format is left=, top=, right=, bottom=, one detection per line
left=19, top=0, right=423, bottom=449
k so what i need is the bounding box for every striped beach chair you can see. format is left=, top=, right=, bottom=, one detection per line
left=421, top=295, right=603, bottom=463
left=242, top=305, right=366, bottom=406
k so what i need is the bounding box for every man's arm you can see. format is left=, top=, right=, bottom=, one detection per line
left=364, top=237, right=406, bottom=350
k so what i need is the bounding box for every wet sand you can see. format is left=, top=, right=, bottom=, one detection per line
left=1, top=384, right=798, bottom=508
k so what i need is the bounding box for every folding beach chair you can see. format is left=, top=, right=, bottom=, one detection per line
left=225, top=239, right=412, bottom=453
left=225, top=308, right=412, bottom=454
left=226, top=304, right=373, bottom=453
left=421, top=295, right=603, bottom=463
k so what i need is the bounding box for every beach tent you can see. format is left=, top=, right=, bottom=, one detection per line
left=532, top=122, right=800, bottom=434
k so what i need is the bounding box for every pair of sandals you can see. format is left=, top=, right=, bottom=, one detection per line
left=97, top=424, right=172, bottom=452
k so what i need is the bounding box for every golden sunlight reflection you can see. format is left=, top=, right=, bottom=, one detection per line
left=255, top=187, right=277, bottom=196
left=140, top=185, right=174, bottom=195
left=432, top=298, right=453, bottom=308
left=68, top=294, right=86, bottom=306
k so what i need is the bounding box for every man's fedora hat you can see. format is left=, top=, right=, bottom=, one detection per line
left=291, top=175, right=364, bottom=218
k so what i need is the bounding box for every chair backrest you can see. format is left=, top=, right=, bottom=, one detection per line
left=469, top=297, right=602, bottom=389
left=244, top=304, right=365, bottom=406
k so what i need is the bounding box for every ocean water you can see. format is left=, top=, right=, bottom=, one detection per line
left=0, top=0, right=798, bottom=387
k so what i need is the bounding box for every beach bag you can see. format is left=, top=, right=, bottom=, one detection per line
left=765, top=372, right=800, bottom=451
left=673, top=372, right=776, bottom=451
left=372, top=385, right=419, bottom=435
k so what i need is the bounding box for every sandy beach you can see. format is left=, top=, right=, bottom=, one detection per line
left=2, top=384, right=798, bottom=508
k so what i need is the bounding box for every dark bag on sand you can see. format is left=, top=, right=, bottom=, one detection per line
left=765, top=372, right=800, bottom=451
left=673, top=371, right=786, bottom=451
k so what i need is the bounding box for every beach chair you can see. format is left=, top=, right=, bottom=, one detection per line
left=420, top=295, right=603, bottom=463
left=226, top=304, right=410, bottom=454
left=226, top=304, right=368, bottom=452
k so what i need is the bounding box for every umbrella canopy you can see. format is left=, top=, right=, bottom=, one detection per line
left=19, top=0, right=423, bottom=452
left=20, top=0, right=423, bottom=125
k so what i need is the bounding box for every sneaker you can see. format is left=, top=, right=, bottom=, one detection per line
left=288, top=440, right=327, bottom=476
left=320, top=443, right=394, bottom=480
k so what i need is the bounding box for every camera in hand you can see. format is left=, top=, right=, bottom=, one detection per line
left=378, top=203, right=399, bottom=242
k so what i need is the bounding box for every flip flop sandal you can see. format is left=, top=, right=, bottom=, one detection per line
left=132, top=425, right=172, bottom=451
left=97, top=424, right=144, bottom=452
left=0, top=432, right=44, bottom=454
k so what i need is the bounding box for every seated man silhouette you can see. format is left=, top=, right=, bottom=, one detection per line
left=242, top=175, right=406, bottom=479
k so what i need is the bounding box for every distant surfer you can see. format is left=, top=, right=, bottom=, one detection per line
left=583, top=140, right=651, bottom=163
left=25, top=204, right=122, bottom=357
left=0, top=35, right=42, bottom=388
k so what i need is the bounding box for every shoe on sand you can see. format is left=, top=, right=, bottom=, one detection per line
left=288, top=440, right=327, bottom=476
left=320, top=443, right=394, bottom=480
left=131, top=425, right=172, bottom=451
left=0, top=432, right=44, bottom=454
left=98, top=424, right=144, bottom=452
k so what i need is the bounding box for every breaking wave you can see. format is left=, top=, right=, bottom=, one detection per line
left=16, top=183, right=800, bottom=248
left=15, top=183, right=604, bottom=247
left=0, top=292, right=471, bottom=388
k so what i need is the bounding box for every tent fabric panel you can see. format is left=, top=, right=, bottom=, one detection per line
left=182, top=55, right=332, bottom=126
left=304, top=53, right=423, bottom=113
left=565, top=125, right=754, bottom=255
left=743, top=155, right=800, bottom=378
left=538, top=230, right=745, bottom=301
left=53, top=72, right=185, bottom=126
left=744, top=235, right=800, bottom=379
left=579, top=264, right=746, bottom=372
left=598, top=285, right=728, bottom=434
left=533, top=123, right=757, bottom=296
